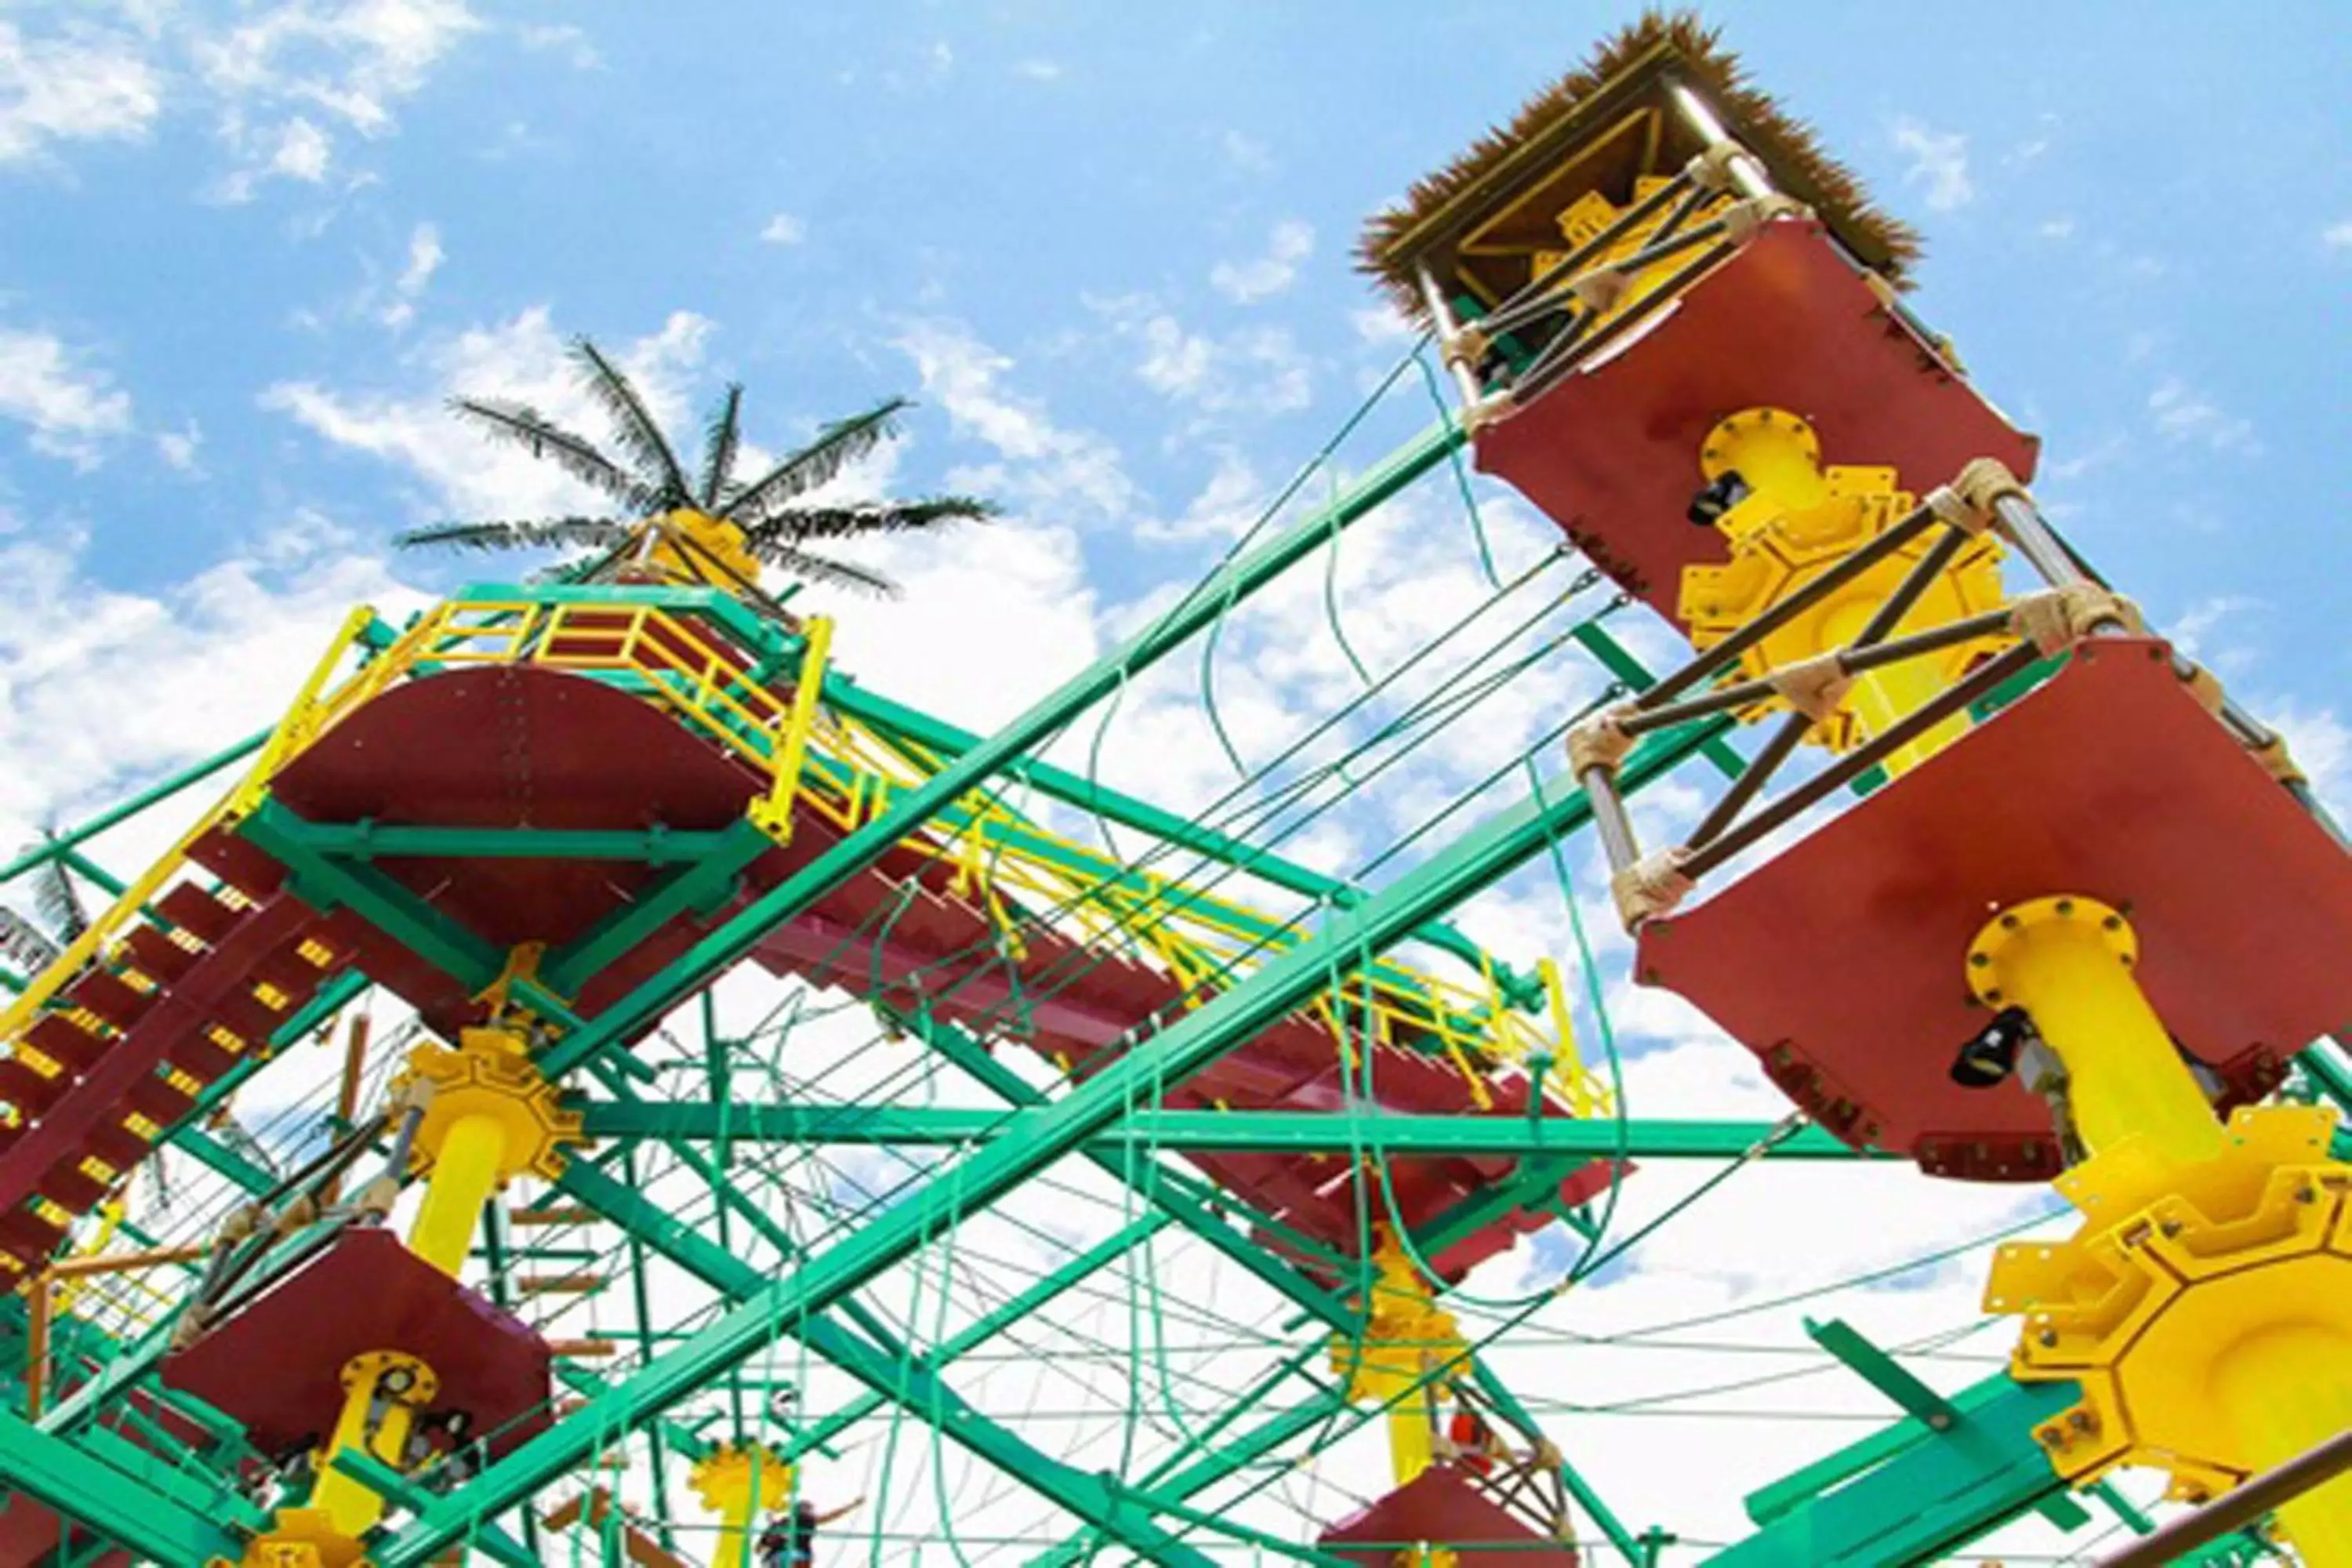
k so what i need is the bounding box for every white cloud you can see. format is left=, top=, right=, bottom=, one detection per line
left=194, top=0, right=484, bottom=194
left=1210, top=218, right=1315, bottom=303
left=263, top=306, right=713, bottom=520
left=0, top=516, right=428, bottom=850
left=2325, top=219, right=2352, bottom=251
left=1138, top=448, right=1261, bottom=543
left=154, top=419, right=204, bottom=474
left=760, top=212, right=807, bottom=246
left=894, top=317, right=1139, bottom=524
left=513, top=21, right=599, bottom=71
left=2147, top=375, right=2259, bottom=455
left=1012, top=58, right=1064, bottom=82
left=2035, top=215, right=2075, bottom=241
left=1088, top=293, right=1314, bottom=417
left=1889, top=117, right=1973, bottom=212
left=1221, top=129, right=1274, bottom=176
left=378, top=220, right=443, bottom=326
left=0, top=325, right=135, bottom=467
left=0, top=18, right=164, bottom=165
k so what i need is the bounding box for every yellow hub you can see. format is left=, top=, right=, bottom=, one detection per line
left=391, top=1025, right=581, bottom=1275
left=1679, top=408, right=2008, bottom=775
left=212, top=1507, right=371, bottom=1568
left=644, top=509, right=764, bottom=590
left=689, top=1442, right=794, bottom=1568
left=1329, top=1237, right=1468, bottom=1487
left=1973, top=898, right=2352, bottom=1563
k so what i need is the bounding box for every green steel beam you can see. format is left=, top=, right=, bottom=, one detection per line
left=262, top=819, right=739, bottom=864
left=554, top=1160, right=1218, bottom=1566
left=0, top=1408, right=246, bottom=1566
left=376, top=715, right=1729, bottom=1566
left=573, top=1100, right=1864, bottom=1161
left=1704, top=1374, right=2081, bottom=1566
left=535, top=416, right=1468, bottom=1083
left=543, top=819, right=775, bottom=996
left=238, top=798, right=505, bottom=991
left=455, top=581, right=791, bottom=666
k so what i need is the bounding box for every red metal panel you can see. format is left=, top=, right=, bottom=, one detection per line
left=1475, top=220, right=2039, bottom=621
left=270, top=665, right=762, bottom=949
left=1638, top=638, right=2345, bottom=1178
left=1319, top=1465, right=1578, bottom=1566
left=161, top=1227, right=551, bottom=1461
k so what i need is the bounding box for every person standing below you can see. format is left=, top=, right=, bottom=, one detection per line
left=757, top=1494, right=864, bottom=1568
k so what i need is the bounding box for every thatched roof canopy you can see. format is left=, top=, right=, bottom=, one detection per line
left=1360, top=10, right=1922, bottom=321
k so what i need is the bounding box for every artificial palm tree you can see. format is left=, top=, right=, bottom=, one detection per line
left=396, top=337, right=992, bottom=601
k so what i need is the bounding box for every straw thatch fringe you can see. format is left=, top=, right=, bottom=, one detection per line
left=1359, top=9, right=1922, bottom=320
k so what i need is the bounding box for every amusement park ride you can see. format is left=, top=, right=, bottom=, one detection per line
left=2, top=12, right=2348, bottom=1567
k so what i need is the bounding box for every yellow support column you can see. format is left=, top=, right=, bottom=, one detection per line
left=1679, top=407, right=2009, bottom=777
left=306, top=1352, right=437, bottom=1539
left=405, top=1110, right=510, bottom=1276
left=1330, top=1235, right=1465, bottom=1490
left=1965, top=896, right=2224, bottom=1171
left=1973, top=897, right=2352, bottom=1565
left=690, top=1444, right=793, bottom=1568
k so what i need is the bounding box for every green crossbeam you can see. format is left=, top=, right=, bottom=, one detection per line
left=575, top=1100, right=1867, bottom=1160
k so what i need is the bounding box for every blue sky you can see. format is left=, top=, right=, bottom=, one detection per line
left=3, top=2, right=2350, bottom=1555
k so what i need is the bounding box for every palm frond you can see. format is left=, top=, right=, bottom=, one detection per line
left=726, top=397, right=909, bottom=521
left=394, top=517, right=637, bottom=554
left=698, top=383, right=744, bottom=510
left=748, top=496, right=996, bottom=543
left=0, top=907, right=61, bottom=975
left=740, top=536, right=902, bottom=598
left=570, top=337, right=692, bottom=507
left=447, top=397, right=655, bottom=510
left=33, top=838, right=89, bottom=943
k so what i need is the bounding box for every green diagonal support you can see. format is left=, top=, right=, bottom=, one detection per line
left=374, top=715, right=1728, bottom=1566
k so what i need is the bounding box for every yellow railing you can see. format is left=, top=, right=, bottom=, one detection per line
left=7, top=593, right=1610, bottom=1124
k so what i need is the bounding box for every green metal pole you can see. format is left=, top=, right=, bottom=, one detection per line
left=572, top=1101, right=1867, bottom=1160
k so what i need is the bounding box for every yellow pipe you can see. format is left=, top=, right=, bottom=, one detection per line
left=2212, top=1324, right=2352, bottom=1566
left=308, top=1352, right=429, bottom=1538
left=1969, top=898, right=2224, bottom=1170
left=1387, top=1399, right=1436, bottom=1488
left=407, top=1112, right=508, bottom=1276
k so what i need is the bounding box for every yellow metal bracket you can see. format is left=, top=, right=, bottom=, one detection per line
left=746, top=615, right=835, bottom=846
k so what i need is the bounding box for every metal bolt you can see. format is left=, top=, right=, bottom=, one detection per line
left=1969, top=952, right=1991, bottom=968
left=2038, top=1330, right=2058, bottom=1348
left=2000, top=913, right=2021, bottom=930
left=2055, top=898, right=2074, bottom=916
